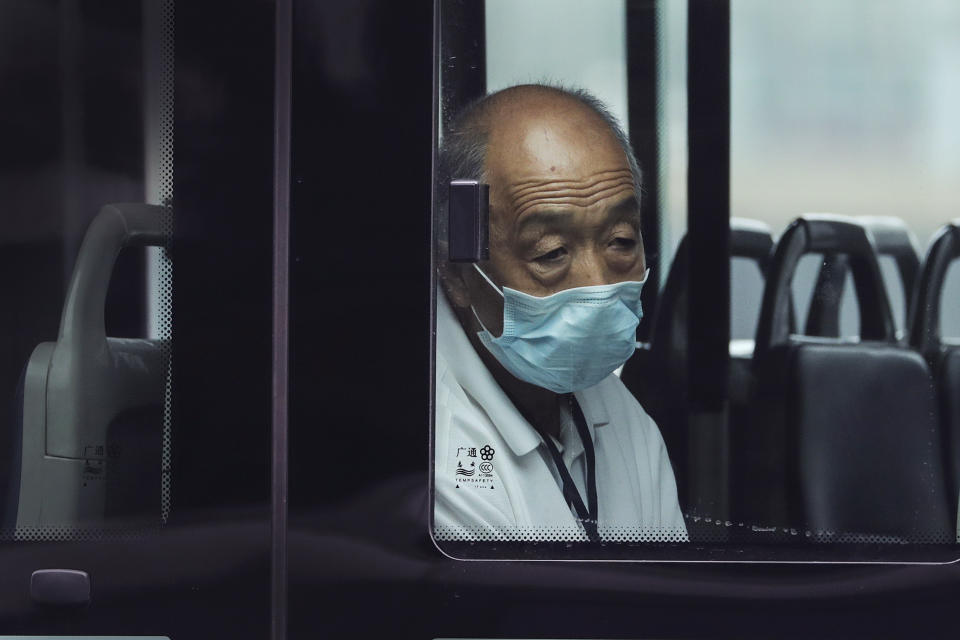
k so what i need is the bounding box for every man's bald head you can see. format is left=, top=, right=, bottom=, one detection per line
left=462, top=84, right=620, bottom=139
left=463, top=84, right=624, bottom=149
left=436, top=84, right=643, bottom=261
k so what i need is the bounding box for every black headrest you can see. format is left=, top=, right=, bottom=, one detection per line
left=804, top=216, right=920, bottom=339
left=755, top=215, right=897, bottom=361
left=640, top=219, right=775, bottom=391
left=730, top=217, right=776, bottom=263
left=861, top=216, right=922, bottom=263
left=649, top=219, right=774, bottom=353
left=910, top=220, right=960, bottom=354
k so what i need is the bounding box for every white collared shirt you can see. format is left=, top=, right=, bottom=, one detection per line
left=433, top=289, right=688, bottom=542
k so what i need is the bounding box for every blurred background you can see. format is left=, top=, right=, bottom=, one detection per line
left=481, top=0, right=960, bottom=339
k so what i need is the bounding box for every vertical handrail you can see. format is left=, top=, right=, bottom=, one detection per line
left=686, top=0, right=731, bottom=520
left=428, top=0, right=442, bottom=543
left=272, top=0, right=292, bottom=638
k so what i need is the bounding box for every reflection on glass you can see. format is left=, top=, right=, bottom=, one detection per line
left=731, top=0, right=960, bottom=247
left=434, top=0, right=960, bottom=555
left=434, top=85, right=687, bottom=542
left=0, top=1, right=172, bottom=537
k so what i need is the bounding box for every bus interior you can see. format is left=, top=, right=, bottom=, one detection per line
left=0, top=0, right=959, bottom=638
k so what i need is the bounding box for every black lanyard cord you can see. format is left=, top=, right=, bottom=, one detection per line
left=573, top=396, right=599, bottom=535
left=541, top=395, right=600, bottom=542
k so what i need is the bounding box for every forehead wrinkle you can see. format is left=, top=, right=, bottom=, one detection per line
left=513, top=186, right=637, bottom=220
left=514, top=196, right=640, bottom=237
left=509, top=168, right=633, bottom=194
left=512, top=177, right=636, bottom=219
left=511, top=174, right=634, bottom=211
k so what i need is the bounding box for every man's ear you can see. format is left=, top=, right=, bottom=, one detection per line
left=438, top=261, right=472, bottom=309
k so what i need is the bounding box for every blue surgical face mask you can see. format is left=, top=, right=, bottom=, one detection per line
left=470, top=264, right=649, bottom=394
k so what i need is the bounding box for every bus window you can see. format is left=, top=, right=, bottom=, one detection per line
left=0, top=2, right=172, bottom=537
left=0, top=1, right=275, bottom=636
left=431, top=0, right=960, bottom=561
left=941, top=261, right=960, bottom=338
left=433, top=0, right=692, bottom=553
left=0, top=0, right=273, bottom=595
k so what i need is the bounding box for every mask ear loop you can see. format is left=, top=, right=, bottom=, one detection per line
left=472, top=263, right=505, bottom=298
left=469, top=263, right=504, bottom=335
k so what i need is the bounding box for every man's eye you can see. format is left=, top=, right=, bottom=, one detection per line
left=610, top=237, right=637, bottom=249
left=534, top=247, right=567, bottom=263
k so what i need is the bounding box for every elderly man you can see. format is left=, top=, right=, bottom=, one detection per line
left=434, top=84, right=686, bottom=542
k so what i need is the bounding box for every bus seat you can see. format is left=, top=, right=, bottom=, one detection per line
left=910, top=220, right=960, bottom=528
left=805, top=216, right=921, bottom=342
left=740, top=215, right=952, bottom=541
left=11, top=203, right=168, bottom=532
left=620, top=218, right=776, bottom=510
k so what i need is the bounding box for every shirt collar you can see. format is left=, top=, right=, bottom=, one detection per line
left=437, top=288, right=609, bottom=457
left=557, top=390, right=610, bottom=462
left=573, top=385, right=610, bottom=429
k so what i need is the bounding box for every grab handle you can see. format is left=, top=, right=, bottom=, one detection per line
left=58, top=203, right=168, bottom=346
left=755, top=214, right=896, bottom=360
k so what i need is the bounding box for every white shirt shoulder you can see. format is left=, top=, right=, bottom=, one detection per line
left=589, top=375, right=687, bottom=539
left=434, top=351, right=520, bottom=539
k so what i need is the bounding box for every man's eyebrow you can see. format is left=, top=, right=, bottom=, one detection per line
left=607, top=195, right=641, bottom=222
left=600, top=196, right=642, bottom=229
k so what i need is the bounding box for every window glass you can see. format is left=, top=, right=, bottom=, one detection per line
left=878, top=254, right=908, bottom=336
left=0, top=0, right=274, bottom=543
left=436, top=0, right=694, bottom=555
left=486, top=0, right=629, bottom=131
left=791, top=254, right=822, bottom=332
left=433, top=0, right=960, bottom=560
left=732, top=0, right=960, bottom=243
left=941, top=261, right=960, bottom=339
left=0, top=2, right=273, bottom=635
left=0, top=1, right=172, bottom=537
left=730, top=257, right=763, bottom=341
left=729, top=0, right=960, bottom=552
left=657, top=0, right=688, bottom=282
left=790, top=253, right=860, bottom=340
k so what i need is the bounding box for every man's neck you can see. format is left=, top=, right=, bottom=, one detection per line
left=454, top=306, right=564, bottom=440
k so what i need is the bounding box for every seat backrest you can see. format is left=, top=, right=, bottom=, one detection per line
left=910, top=220, right=960, bottom=525
left=620, top=218, right=775, bottom=510
left=743, top=215, right=952, bottom=540
left=12, top=203, right=168, bottom=531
